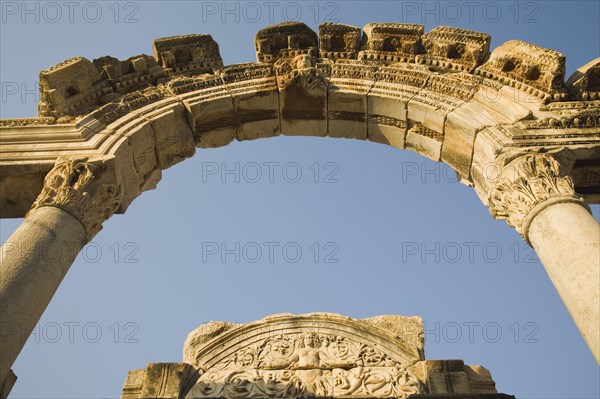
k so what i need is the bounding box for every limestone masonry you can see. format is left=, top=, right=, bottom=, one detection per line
left=0, top=22, right=599, bottom=398
left=121, top=313, right=515, bottom=399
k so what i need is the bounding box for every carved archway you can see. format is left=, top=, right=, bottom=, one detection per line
left=1, top=22, right=599, bottom=393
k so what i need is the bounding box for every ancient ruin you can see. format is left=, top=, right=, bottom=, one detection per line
left=121, top=313, right=514, bottom=398
left=1, top=21, right=599, bottom=397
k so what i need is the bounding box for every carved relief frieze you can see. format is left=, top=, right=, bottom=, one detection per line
left=186, top=331, right=423, bottom=399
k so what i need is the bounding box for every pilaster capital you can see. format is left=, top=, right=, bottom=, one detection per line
left=488, top=152, right=588, bottom=242
left=27, top=156, right=121, bottom=241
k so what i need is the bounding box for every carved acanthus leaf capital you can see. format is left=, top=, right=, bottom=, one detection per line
left=489, top=153, right=585, bottom=241
left=27, top=156, right=121, bottom=241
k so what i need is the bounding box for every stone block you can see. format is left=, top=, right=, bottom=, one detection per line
left=147, top=104, right=195, bottom=169
left=279, top=77, right=328, bottom=137
left=367, top=95, right=407, bottom=148
left=406, top=123, right=443, bottom=162
left=328, top=87, right=367, bottom=139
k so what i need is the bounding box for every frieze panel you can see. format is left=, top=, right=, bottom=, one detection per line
left=0, top=117, right=57, bottom=127
left=372, top=64, right=429, bottom=88
left=164, top=74, right=224, bottom=95
left=88, top=86, right=170, bottom=125
left=424, top=73, right=482, bottom=102
left=220, top=63, right=275, bottom=84
left=186, top=331, right=423, bottom=399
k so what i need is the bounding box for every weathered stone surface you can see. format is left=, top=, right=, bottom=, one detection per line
left=406, top=123, right=443, bottom=162
left=488, top=152, right=582, bottom=240
left=527, top=202, right=600, bottom=363
left=476, top=40, right=567, bottom=102
left=220, top=63, right=280, bottom=141
left=38, top=57, right=111, bottom=118
left=366, top=95, right=407, bottom=148
left=147, top=103, right=195, bottom=169
left=566, top=57, right=600, bottom=101
left=119, top=313, right=509, bottom=399
left=276, top=55, right=328, bottom=137
left=4, top=24, right=599, bottom=214
left=359, top=23, right=424, bottom=64
left=27, top=156, right=121, bottom=240
left=185, top=313, right=425, bottom=398
left=328, top=63, right=372, bottom=139
left=153, top=34, right=223, bottom=75
left=2, top=23, right=600, bottom=392
left=121, top=363, right=199, bottom=399
left=0, top=206, right=88, bottom=385
left=255, top=22, right=318, bottom=63
left=418, top=26, right=490, bottom=72
left=319, top=23, right=361, bottom=60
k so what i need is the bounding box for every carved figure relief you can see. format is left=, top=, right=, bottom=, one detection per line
left=186, top=331, right=422, bottom=399
left=274, top=55, right=327, bottom=92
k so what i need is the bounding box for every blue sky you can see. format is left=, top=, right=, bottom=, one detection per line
left=1, top=1, right=599, bottom=398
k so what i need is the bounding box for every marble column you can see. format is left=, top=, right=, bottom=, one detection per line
left=489, top=153, right=600, bottom=363
left=0, top=157, right=120, bottom=386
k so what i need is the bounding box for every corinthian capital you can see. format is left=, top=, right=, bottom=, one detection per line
left=27, top=156, right=121, bottom=241
left=489, top=153, right=586, bottom=242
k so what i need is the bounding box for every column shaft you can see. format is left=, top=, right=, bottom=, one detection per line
left=0, top=207, right=87, bottom=382
left=528, top=202, right=600, bottom=363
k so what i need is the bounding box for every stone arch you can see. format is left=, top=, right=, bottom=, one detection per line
left=6, top=23, right=594, bottom=217
left=1, top=21, right=600, bottom=390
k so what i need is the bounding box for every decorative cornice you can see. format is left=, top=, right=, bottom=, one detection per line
left=27, top=156, right=121, bottom=241
left=489, top=153, right=588, bottom=242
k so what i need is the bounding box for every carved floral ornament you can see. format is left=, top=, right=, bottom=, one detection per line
left=274, top=55, right=328, bottom=91
left=27, top=156, right=121, bottom=240
left=180, top=314, right=426, bottom=399
left=186, top=331, right=422, bottom=399
left=488, top=153, right=587, bottom=242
